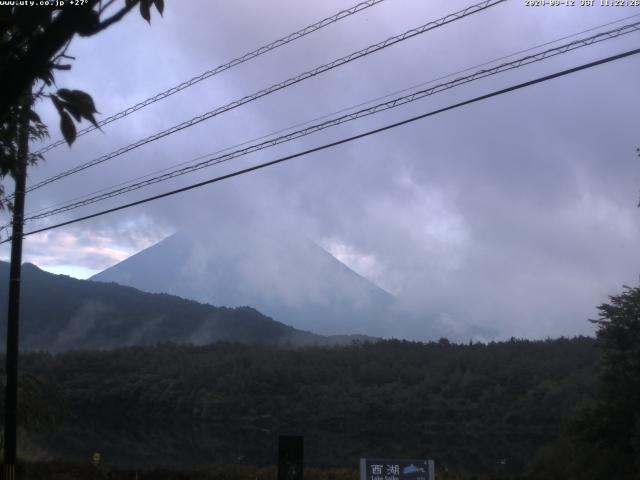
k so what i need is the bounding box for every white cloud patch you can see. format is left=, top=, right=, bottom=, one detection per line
left=0, top=216, right=169, bottom=277
left=320, top=236, right=390, bottom=290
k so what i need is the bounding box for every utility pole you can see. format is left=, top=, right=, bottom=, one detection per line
left=3, top=94, right=30, bottom=480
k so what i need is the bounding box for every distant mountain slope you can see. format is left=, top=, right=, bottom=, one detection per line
left=0, top=262, right=368, bottom=352
left=92, top=228, right=397, bottom=336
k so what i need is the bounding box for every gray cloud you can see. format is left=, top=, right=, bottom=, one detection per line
left=2, top=0, right=639, bottom=339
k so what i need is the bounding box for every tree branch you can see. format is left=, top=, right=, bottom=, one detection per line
left=85, top=0, right=140, bottom=36
left=0, top=1, right=102, bottom=119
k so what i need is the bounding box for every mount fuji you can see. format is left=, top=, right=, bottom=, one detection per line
left=92, top=225, right=397, bottom=337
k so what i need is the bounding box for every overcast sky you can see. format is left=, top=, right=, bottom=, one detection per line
left=2, top=0, right=639, bottom=340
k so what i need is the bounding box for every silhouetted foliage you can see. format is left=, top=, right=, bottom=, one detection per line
left=527, top=283, right=640, bottom=480
left=0, top=0, right=164, bottom=206
left=0, top=337, right=600, bottom=476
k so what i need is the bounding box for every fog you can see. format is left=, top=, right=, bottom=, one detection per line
left=1, top=0, right=639, bottom=340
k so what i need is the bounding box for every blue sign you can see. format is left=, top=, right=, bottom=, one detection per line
left=360, top=459, right=435, bottom=480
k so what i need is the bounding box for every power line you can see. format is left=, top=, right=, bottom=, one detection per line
left=33, top=0, right=390, bottom=156
left=22, top=20, right=640, bottom=223
left=22, top=11, right=640, bottom=219
left=4, top=46, right=638, bottom=244
left=17, top=0, right=505, bottom=198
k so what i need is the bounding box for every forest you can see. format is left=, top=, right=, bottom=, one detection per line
left=0, top=337, right=602, bottom=478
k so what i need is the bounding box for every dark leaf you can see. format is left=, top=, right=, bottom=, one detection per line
left=85, top=112, right=100, bottom=129
left=60, top=111, right=76, bottom=145
left=61, top=101, right=82, bottom=122
left=154, top=0, right=164, bottom=16
left=28, top=110, right=41, bottom=124
left=75, top=9, right=101, bottom=36
left=56, top=88, right=81, bottom=107
left=41, top=70, right=55, bottom=86
left=140, top=0, right=151, bottom=23
left=28, top=152, right=44, bottom=166
left=50, top=95, right=64, bottom=114
left=57, top=89, right=98, bottom=121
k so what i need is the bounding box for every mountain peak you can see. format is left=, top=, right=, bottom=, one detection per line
left=92, top=228, right=396, bottom=336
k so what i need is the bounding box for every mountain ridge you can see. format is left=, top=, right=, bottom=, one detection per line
left=0, top=261, right=377, bottom=351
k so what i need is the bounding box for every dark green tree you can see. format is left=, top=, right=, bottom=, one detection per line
left=0, top=0, right=165, bottom=206
left=564, top=284, right=640, bottom=479
left=591, top=284, right=640, bottom=453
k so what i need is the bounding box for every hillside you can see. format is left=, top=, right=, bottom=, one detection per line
left=4, top=338, right=601, bottom=475
left=0, top=261, right=369, bottom=351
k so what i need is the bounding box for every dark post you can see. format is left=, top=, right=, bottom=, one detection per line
left=3, top=96, right=30, bottom=480
left=278, top=435, right=304, bottom=480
